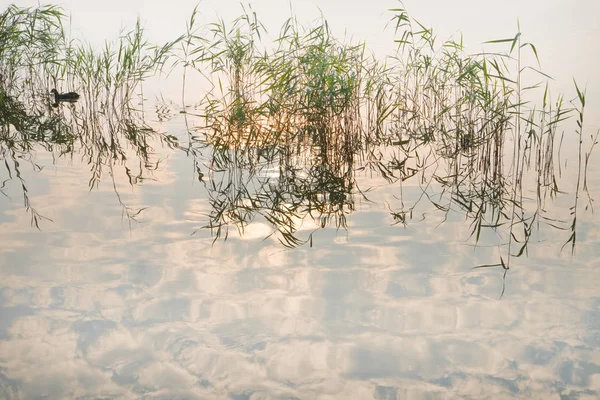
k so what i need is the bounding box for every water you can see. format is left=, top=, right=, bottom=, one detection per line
left=1, top=1, right=600, bottom=399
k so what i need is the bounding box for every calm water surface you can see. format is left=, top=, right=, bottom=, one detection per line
left=1, top=1, right=600, bottom=399
left=1, top=113, right=598, bottom=399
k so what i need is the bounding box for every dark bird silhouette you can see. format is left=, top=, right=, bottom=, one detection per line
left=51, top=88, right=80, bottom=107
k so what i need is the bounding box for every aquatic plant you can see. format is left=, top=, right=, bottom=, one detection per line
left=172, top=5, right=597, bottom=297
left=0, top=4, right=178, bottom=229
left=0, top=3, right=596, bottom=285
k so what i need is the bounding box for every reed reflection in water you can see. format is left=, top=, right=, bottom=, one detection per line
left=0, top=4, right=599, bottom=399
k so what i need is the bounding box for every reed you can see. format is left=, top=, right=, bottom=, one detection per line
left=0, top=5, right=177, bottom=229
left=1, top=3, right=596, bottom=270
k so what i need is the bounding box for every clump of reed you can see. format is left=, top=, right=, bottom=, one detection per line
left=173, top=11, right=372, bottom=245
left=383, top=7, right=597, bottom=293
left=178, top=7, right=388, bottom=154
left=0, top=4, right=177, bottom=228
left=0, top=5, right=66, bottom=110
left=177, top=5, right=596, bottom=272
left=1, top=3, right=596, bottom=265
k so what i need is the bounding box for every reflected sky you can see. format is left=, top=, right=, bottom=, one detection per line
left=1, top=115, right=599, bottom=399
left=2, top=1, right=600, bottom=399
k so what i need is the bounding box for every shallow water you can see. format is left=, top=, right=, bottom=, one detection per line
left=1, top=2, right=600, bottom=399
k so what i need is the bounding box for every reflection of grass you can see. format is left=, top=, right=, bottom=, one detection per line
left=0, top=4, right=596, bottom=277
